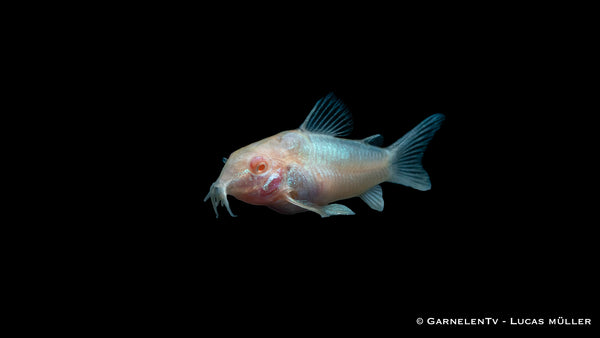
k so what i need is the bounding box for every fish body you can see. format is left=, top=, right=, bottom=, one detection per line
left=205, top=93, right=445, bottom=217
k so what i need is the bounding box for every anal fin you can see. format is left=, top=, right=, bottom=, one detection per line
left=360, top=185, right=384, bottom=211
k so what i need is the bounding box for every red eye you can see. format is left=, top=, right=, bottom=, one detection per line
left=250, top=156, right=269, bottom=174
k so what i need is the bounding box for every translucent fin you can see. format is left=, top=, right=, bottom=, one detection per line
left=299, top=92, right=353, bottom=137
left=387, top=114, right=445, bottom=191
left=321, top=204, right=355, bottom=217
left=360, top=185, right=384, bottom=211
left=362, top=134, right=384, bottom=146
left=286, top=196, right=355, bottom=217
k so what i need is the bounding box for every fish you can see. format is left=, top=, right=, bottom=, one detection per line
left=204, top=93, right=445, bottom=218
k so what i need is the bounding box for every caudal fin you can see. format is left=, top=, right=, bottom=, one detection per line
left=387, top=114, right=445, bottom=191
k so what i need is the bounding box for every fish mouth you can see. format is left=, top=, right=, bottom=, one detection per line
left=204, top=182, right=237, bottom=218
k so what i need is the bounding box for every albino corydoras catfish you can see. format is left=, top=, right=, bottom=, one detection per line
left=204, top=93, right=445, bottom=218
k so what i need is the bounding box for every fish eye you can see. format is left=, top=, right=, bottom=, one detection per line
left=250, top=156, right=269, bottom=174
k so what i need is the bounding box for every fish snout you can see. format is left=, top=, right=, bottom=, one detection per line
left=203, top=182, right=237, bottom=218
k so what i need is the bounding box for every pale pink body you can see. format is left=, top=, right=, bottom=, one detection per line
left=205, top=93, right=444, bottom=218
left=234, top=130, right=390, bottom=215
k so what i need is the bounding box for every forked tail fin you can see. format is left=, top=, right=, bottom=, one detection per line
left=387, top=114, right=445, bottom=190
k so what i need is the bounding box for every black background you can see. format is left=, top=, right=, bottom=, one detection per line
left=92, top=7, right=596, bottom=335
left=175, top=60, right=592, bottom=333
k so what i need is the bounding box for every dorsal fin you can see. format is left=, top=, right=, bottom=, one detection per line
left=362, top=134, right=384, bottom=146
left=299, top=93, right=353, bottom=137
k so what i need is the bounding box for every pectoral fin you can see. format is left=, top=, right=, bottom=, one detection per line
left=322, top=204, right=355, bottom=216
left=286, top=196, right=355, bottom=218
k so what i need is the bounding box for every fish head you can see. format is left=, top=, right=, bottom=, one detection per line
left=204, top=137, right=291, bottom=218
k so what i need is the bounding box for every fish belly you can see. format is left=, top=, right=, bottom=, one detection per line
left=306, top=135, right=390, bottom=205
